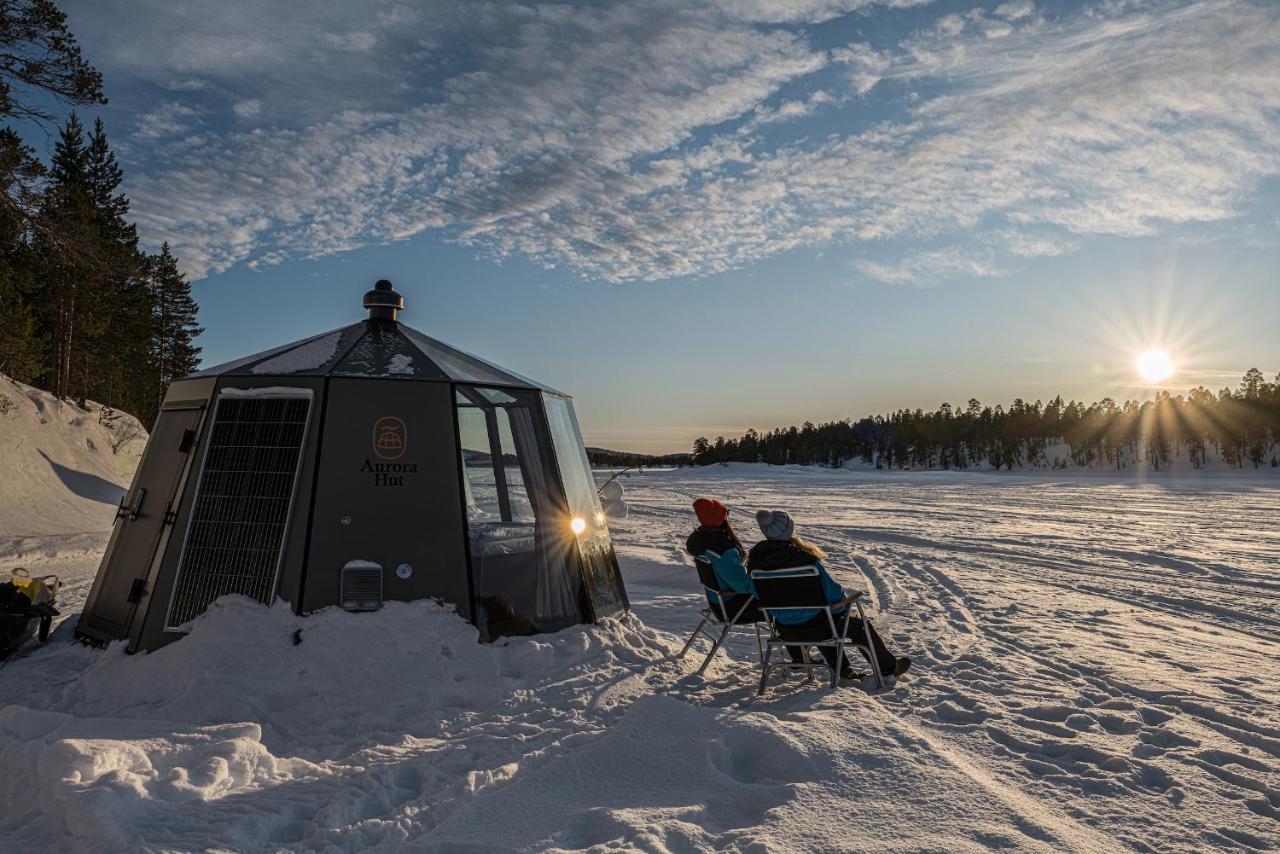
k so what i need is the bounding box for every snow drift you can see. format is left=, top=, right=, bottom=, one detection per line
left=0, top=597, right=671, bottom=850
left=0, top=375, right=147, bottom=626
left=0, top=375, right=144, bottom=540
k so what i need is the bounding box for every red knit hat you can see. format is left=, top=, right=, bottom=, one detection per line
left=693, top=497, right=728, bottom=528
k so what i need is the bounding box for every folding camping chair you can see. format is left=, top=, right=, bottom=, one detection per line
left=678, top=553, right=765, bottom=675
left=750, top=566, right=885, bottom=695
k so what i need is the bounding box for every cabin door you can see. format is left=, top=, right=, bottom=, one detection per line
left=82, top=403, right=204, bottom=640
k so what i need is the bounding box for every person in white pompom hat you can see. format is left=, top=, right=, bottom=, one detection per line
left=748, top=509, right=911, bottom=681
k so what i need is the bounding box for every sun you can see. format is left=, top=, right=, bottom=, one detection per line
left=1136, top=349, right=1175, bottom=383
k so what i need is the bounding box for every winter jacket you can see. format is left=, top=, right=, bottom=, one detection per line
left=746, top=539, right=847, bottom=624
left=685, top=526, right=754, bottom=613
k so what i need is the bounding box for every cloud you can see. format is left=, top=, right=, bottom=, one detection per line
left=716, top=0, right=931, bottom=23
left=232, top=99, right=262, bottom=119
left=993, top=0, right=1036, bottom=20
left=322, top=31, right=378, bottom=51
left=66, top=0, right=443, bottom=122
left=738, top=90, right=836, bottom=134
left=133, top=101, right=200, bottom=141
left=91, top=0, right=1280, bottom=283
left=830, top=42, right=892, bottom=92
left=855, top=232, right=1077, bottom=285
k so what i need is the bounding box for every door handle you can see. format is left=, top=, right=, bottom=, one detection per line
left=123, top=487, right=147, bottom=521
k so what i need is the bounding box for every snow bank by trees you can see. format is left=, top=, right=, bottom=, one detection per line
left=0, top=374, right=144, bottom=539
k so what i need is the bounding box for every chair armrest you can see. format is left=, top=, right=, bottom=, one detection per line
left=832, top=593, right=863, bottom=609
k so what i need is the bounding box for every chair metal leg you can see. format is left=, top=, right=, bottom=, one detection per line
left=678, top=617, right=708, bottom=659
left=858, top=602, right=885, bottom=689
left=757, top=641, right=774, bottom=696
left=830, top=644, right=844, bottom=690
left=800, top=645, right=817, bottom=684
left=753, top=623, right=765, bottom=663
left=696, top=622, right=734, bottom=675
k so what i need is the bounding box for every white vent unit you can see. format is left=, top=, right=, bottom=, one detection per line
left=341, top=560, right=383, bottom=611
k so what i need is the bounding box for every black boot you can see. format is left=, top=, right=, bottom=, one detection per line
left=816, top=646, right=864, bottom=680
left=839, top=661, right=865, bottom=680
left=856, top=619, right=908, bottom=677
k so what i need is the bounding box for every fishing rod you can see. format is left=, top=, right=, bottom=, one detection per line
left=596, top=466, right=634, bottom=496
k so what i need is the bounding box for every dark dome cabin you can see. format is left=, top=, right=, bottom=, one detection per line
left=78, top=280, right=628, bottom=652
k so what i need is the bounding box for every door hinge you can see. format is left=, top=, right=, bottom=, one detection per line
left=164, top=507, right=178, bottom=525
left=126, top=577, right=147, bottom=604
left=116, top=487, right=147, bottom=521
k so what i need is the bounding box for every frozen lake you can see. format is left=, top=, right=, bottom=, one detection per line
left=615, top=465, right=1280, bottom=851
left=2, top=464, right=1277, bottom=851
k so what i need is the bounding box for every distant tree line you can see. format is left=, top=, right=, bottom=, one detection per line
left=692, top=370, right=1280, bottom=471
left=586, top=447, right=692, bottom=469
left=0, top=1, right=200, bottom=428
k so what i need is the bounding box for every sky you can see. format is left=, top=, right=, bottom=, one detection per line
left=56, top=0, right=1280, bottom=452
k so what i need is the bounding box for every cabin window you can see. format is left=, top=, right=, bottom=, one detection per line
left=455, top=386, right=582, bottom=637
left=543, top=394, right=627, bottom=619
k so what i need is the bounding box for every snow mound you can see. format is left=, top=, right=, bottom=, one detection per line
left=15, top=597, right=662, bottom=752
left=0, top=375, right=145, bottom=542
left=0, top=596, right=672, bottom=849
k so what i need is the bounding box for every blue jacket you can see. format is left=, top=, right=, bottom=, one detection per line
left=700, top=548, right=752, bottom=595
left=746, top=539, right=848, bottom=624
left=686, top=526, right=753, bottom=609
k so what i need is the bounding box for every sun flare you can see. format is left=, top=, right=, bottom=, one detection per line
left=1136, top=349, right=1175, bottom=383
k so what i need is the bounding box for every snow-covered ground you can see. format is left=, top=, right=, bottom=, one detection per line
left=0, top=377, right=145, bottom=621
left=613, top=465, right=1280, bottom=851
left=2, top=432, right=1278, bottom=849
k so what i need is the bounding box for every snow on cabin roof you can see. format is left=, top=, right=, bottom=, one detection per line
left=188, top=320, right=563, bottom=393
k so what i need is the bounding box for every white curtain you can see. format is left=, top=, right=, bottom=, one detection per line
left=507, top=406, right=578, bottom=625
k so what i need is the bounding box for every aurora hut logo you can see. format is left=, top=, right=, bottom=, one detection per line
left=363, top=416, right=416, bottom=486
left=372, top=416, right=407, bottom=460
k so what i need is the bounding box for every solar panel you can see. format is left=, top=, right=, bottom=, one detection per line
left=165, top=391, right=312, bottom=629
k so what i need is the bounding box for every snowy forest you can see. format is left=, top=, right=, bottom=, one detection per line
left=0, top=1, right=200, bottom=429
left=692, top=369, right=1280, bottom=471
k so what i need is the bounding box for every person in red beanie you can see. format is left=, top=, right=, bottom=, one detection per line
left=684, top=497, right=758, bottom=621
left=692, top=497, right=729, bottom=529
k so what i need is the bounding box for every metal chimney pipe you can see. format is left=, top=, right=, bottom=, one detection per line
left=363, top=279, right=404, bottom=321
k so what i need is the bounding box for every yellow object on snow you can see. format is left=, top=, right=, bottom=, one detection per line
left=9, top=567, right=61, bottom=603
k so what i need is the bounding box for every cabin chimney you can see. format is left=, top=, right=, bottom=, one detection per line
left=363, top=279, right=404, bottom=321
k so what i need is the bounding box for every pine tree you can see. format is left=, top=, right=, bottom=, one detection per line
left=149, top=242, right=202, bottom=418
left=31, top=114, right=155, bottom=411
left=0, top=2, right=105, bottom=384
left=83, top=117, right=152, bottom=417
left=0, top=0, right=105, bottom=236
left=34, top=112, right=93, bottom=398
left=1239, top=368, right=1270, bottom=468
left=0, top=129, right=43, bottom=379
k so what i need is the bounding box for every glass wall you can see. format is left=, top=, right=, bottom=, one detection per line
left=542, top=394, right=627, bottom=619
left=455, top=386, right=583, bottom=638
